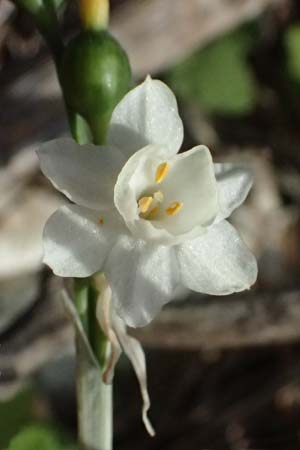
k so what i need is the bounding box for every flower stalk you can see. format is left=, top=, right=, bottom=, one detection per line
left=13, top=0, right=129, bottom=447
left=76, top=334, right=112, bottom=450
left=74, top=278, right=113, bottom=450
left=13, top=0, right=64, bottom=63
left=63, top=282, right=113, bottom=450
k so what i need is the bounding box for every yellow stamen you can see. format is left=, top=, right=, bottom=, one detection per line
left=146, top=206, right=160, bottom=219
left=98, top=217, right=104, bottom=225
left=166, top=201, right=183, bottom=216
left=138, top=196, right=153, bottom=214
left=155, top=162, right=169, bottom=184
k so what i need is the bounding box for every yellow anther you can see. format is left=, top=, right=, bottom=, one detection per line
left=98, top=217, right=104, bottom=225
left=153, top=191, right=164, bottom=203
left=146, top=206, right=160, bottom=219
left=155, top=162, right=169, bottom=184
left=166, top=201, right=183, bottom=216
left=138, top=196, right=153, bottom=214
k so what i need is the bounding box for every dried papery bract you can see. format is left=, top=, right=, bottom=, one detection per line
left=95, top=274, right=155, bottom=436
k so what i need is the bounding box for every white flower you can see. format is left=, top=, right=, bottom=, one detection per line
left=38, top=76, right=258, bottom=328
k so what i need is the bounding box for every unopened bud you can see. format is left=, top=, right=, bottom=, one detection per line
left=61, top=30, right=131, bottom=144
left=79, top=0, right=109, bottom=31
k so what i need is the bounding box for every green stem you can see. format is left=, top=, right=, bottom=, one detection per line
left=87, top=113, right=110, bottom=146
left=76, top=336, right=112, bottom=450
left=14, top=1, right=113, bottom=444
left=88, top=280, right=108, bottom=367
left=68, top=111, right=93, bottom=144
left=38, top=0, right=64, bottom=62
left=14, top=0, right=63, bottom=63
left=74, top=279, right=89, bottom=335
left=11, top=0, right=113, bottom=445
left=74, top=279, right=112, bottom=450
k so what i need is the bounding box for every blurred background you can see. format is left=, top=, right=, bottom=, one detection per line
left=1, top=0, right=300, bottom=448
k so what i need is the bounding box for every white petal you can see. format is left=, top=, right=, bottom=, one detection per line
left=214, top=163, right=253, bottom=222
left=176, top=220, right=257, bottom=295
left=156, top=145, right=218, bottom=235
left=108, top=77, right=183, bottom=159
left=38, top=138, right=125, bottom=210
left=113, top=313, right=155, bottom=437
left=104, top=235, right=180, bottom=327
left=43, top=205, right=124, bottom=277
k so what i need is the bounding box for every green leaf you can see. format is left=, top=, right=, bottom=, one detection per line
left=6, top=426, right=58, bottom=450
left=284, top=25, right=300, bottom=84
left=5, top=426, right=75, bottom=450
left=168, top=25, right=257, bottom=115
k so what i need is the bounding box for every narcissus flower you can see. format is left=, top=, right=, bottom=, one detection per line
left=38, top=76, right=257, bottom=328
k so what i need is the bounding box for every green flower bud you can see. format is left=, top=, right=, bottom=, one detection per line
left=60, top=30, right=132, bottom=144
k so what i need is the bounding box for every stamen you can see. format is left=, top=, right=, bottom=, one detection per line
left=155, top=162, right=169, bottom=184
left=138, top=196, right=153, bottom=213
left=166, top=201, right=183, bottom=216
left=98, top=217, right=104, bottom=225
left=146, top=206, right=160, bottom=219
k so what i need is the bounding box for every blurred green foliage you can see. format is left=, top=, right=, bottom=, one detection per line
left=0, top=388, right=34, bottom=448
left=284, top=25, right=300, bottom=85
left=5, top=426, right=75, bottom=450
left=0, top=388, right=75, bottom=450
left=168, top=25, right=257, bottom=115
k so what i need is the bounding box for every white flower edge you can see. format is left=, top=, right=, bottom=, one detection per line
left=176, top=220, right=258, bottom=295
left=38, top=138, right=125, bottom=211
left=42, top=204, right=127, bottom=278
left=108, top=76, right=184, bottom=159
left=214, top=163, right=253, bottom=223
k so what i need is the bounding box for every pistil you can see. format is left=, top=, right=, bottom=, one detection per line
left=138, top=191, right=164, bottom=219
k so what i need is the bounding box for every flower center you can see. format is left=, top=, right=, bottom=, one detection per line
left=137, top=162, right=184, bottom=221
left=138, top=191, right=164, bottom=219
